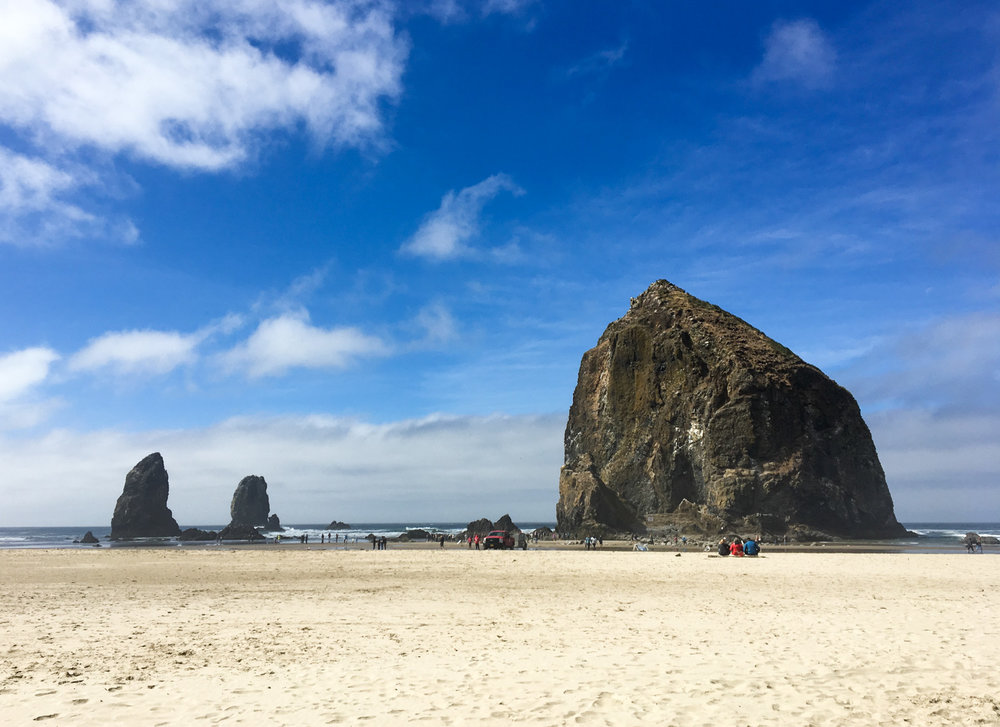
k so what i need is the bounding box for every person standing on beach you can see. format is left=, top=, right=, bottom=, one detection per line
left=474, top=533, right=480, bottom=550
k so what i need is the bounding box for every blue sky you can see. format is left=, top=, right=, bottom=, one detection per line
left=1, top=0, right=997, bottom=526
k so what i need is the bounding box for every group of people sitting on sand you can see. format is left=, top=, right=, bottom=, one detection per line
left=717, top=536, right=760, bottom=557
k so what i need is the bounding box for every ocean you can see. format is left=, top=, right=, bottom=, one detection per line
left=0, top=522, right=996, bottom=551
left=0, top=522, right=558, bottom=550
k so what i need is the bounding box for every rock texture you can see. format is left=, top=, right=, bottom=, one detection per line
left=230, top=475, right=270, bottom=527
left=110, top=453, right=182, bottom=539
left=79, top=531, right=100, bottom=544
left=557, top=280, right=907, bottom=540
left=266, top=514, right=283, bottom=532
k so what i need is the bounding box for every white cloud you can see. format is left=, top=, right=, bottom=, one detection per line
left=0, top=347, right=59, bottom=402
left=400, top=174, right=524, bottom=260
left=221, top=312, right=389, bottom=377
left=753, top=19, right=836, bottom=89
left=0, top=0, right=407, bottom=242
left=0, top=347, right=61, bottom=430
left=65, top=314, right=243, bottom=378
left=0, top=0, right=406, bottom=168
left=0, top=412, right=565, bottom=526
left=68, top=329, right=203, bottom=376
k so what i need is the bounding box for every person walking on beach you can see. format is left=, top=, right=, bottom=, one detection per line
left=474, top=533, right=480, bottom=550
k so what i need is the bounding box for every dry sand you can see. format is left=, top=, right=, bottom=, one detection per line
left=1, top=546, right=998, bottom=725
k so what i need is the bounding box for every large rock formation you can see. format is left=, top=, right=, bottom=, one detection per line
left=230, top=475, right=270, bottom=527
left=557, top=280, right=907, bottom=540
left=110, top=453, right=182, bottom=539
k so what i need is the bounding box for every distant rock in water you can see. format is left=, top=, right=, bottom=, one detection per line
left=79, top=531, right=100, bottom=544
left=327, top=520, right=350, bottom=529
left=557, top=280, right=908, bottom=540
left=465, top=518, right=494, bottom=537
left=217, top=522, right=264, bottom=541
left=266, top=514, right=283, bottom=532
left=230, top=475, right=270, bottom=527
left=493, top=514, right=521, bottom=533
left=110, top=453, right=181, bottom=539
left=179, top=528, right=218, bottom=541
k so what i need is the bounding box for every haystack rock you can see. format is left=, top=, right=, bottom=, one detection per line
left=230, top=475, right=270, bottom=527
left=557, top=280, right=908, bottom=540
left=110, top=453, right=181, bottom=539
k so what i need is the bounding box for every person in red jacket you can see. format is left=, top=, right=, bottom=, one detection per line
left=730, top=539, right=744, bottom=557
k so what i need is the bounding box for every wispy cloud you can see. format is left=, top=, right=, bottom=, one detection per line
left=564, top=41, right=629, bottom=80
left=844, top=312, right=1000, bottom=413
left=413, top=302, right=459, bottom=346
left=220, top=312, right=389, bottom=378
left=418, top=0, right=537, bottom=24
left=400, top=174, right=524, bottom=260
left=752, top=19, right=836, bottom=89
left=0, top=0, right=407, bottom=243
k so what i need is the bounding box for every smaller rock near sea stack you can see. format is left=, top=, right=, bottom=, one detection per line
left=217, top=522, right=264, bottom=541
left=110, top=453, right=181, bottom=539
left=230, top=475, right=271, bottom=527
left=493, top=514, right=520, bottom=533
left=179, top=528, right=218, bottom=541
left=79, top=531, right=100, bottom=544
left=327, top=520, right=350, bottom=529
left=266, top=514, right=283, bottom=532
left=465, top=518, right=494, bottom=537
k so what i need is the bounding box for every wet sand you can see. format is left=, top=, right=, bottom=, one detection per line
left=1, top=547, right=998, bottom=725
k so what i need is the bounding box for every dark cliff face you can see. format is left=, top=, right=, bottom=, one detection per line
left=230, top=475, right=270, bottom=527
left=557, top=280, right=907, bottom=540
left=110, top=452, right=181, bottom=539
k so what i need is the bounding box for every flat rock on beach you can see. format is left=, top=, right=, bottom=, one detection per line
left=1, top=548, right=998, bottom=725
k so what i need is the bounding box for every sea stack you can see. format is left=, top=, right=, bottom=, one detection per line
left=110, top=452, right=182, bottom=539
left=556, top=280, right=907, bottom=540
left=229, top=475, right=270, bottom=527
left=217, top=475, right=271, bottom=540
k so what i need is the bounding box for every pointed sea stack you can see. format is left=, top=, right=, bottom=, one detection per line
left=110, top=452, right=181, bottom=539
left=557, top=280, right=908, bottom=540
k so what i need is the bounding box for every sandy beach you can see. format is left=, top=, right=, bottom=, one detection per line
left=1, top=546, right=998, bottom=725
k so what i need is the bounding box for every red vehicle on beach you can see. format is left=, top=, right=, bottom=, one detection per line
left=482, top=530, right=515, bottom=550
